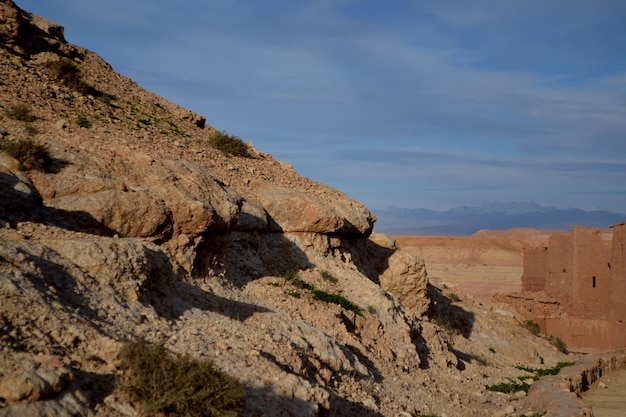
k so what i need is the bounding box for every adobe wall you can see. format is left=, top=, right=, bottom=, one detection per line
left=522, top=246, right=547, bottom=292
left=571, top=226, right=612, bottom=319
left=511, top=224, right=626, bottom=351
left=544, top=233, right=574, bottom=300
left=610, top=224, right=626, bottom=328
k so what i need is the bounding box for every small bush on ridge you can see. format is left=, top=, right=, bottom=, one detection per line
left=210, top=131, right=251, bottom=157
left=548, top=335, right=568, bottom=353
left=522, top=319, right=540, bottom=335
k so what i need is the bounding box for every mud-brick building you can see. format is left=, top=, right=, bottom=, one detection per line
left=518, top=224, right=626, bottom=351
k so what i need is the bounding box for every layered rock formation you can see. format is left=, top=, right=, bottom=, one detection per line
left=0, top=2, right=577, bottom=416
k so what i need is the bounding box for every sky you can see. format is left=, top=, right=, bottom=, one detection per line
left=18, top=0, right=626, bottom=213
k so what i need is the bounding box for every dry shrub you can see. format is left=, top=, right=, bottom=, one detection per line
left=210, top=131, right=251, bottom=157
left=118, top=340, right=243, bottom=417
left=4, top=103, right=36, bottom=122
left=0, top=139, right=51, bottom=171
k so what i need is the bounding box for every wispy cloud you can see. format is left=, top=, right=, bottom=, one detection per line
left=21, top=0, right=626, bottom=213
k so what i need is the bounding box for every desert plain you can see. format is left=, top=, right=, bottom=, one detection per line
left=393, top=228, right=560, bottom=302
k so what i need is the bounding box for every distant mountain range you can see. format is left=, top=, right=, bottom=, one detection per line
left=372, top=201, right=626, bottom=236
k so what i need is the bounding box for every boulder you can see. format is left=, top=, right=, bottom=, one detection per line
left=250, top=182, right=375, bottom=235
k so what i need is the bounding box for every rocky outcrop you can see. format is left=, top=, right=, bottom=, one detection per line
left=250, top=182, right=375, bottom=235
left=0, top=0, right=66, bottom=56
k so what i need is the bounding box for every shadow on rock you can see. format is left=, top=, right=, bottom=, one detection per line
left=139, top=246, right=271, bottom=322
left=191, top=232, right=314, bottom=288
left=241, top=378, right=384, bottom=417
left=0, top=171, right=116, bottom=236
left=340, top=237, right=395, bottom=286
left=427, top=284, right=475, bottom=339
left=15, top=247, right=101, bottom=325
left=73, top=369, right=116, bottom=410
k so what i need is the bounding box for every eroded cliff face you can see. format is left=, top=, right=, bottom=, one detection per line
left=0, top=2, right=573, bottom=416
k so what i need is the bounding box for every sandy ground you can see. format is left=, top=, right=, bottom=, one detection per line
left=393, top=229, right=553, bottom=302
left=581, top=370, right=626, bottom=417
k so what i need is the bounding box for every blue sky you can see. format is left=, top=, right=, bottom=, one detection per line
left=19, top=1, right=626, bottom=212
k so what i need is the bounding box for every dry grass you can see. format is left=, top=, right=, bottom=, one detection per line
left=118, top=340, right=243, bottom=417
left=0, top=139, right=52, bottom=171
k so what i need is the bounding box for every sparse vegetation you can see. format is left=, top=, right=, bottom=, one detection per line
left=447, top=292, right=461, bottom=302
left=522, top=319, right=541, bottom=335
left=367, top=305, right=377, bottom=314
left=77, top=114, right=92, bottom=128
left=285, top=290, right=301, bottom=298
left=283, top=270, right=313, bottom=290
left=320, top=270, right=338, bottom=283
left=0, top=138, right=52, bottom=171
left=432, top=317, right=459, bottom=336
left=311, top=289, right=363, bottom=316
left=485, top=381, right=531, bottom=394
left=210, top=130, right=251, bottom=158
left=4, top=103, right=36, bottom=122
left=47, top=59, right=116, bottom=101
left=118, top=340, right=242, bottom=417
left=515, top=361, right=574, bottom=379
left=486, top=362, right=574, bottom=396
left=25, top=124, right=38, bottom=136
left=547, top=335, right=568, bottom=353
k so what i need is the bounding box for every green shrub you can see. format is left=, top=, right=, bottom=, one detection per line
left=283, top=270, right=313, bottom=290
left=118, top=340, right=242, bottom=417
left=25, top=124, right=38, bottom=136
left=47, top=59, right=85, bottom=92
left=77, top=114, right=92, bottom=128
left=515, top=361, right=574, bottom=379
left=210, top=131, right=251, bottom=157
left=432, top=317, right=459, bottom=336
left=548, top=335, right=568, bottom=353
left=311, top=289, right=363, bottom=316
left=4, top=104, right=36, bottom=122
left=285, top=290, right=301, bottom=298
left=320, top=270, right=338, bottom=283
left=485, top=381, right=531, bottom=394
left=522, top=319, right=541, bottom=335
left=0, top=139, right=51, bottom=171
left=47, top=59, right=116, bottom=101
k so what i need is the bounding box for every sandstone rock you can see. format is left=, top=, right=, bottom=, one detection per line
left=0, top=360, right=70, bottom=404
left=42, top=237, right=175, bottom=303
left=379, top=249, right=430, bottom=315
left=50, top=189, right=173, bottom=238
left=0, top=156, right=45, bottom=221
left=250, top=182, right=375, bottom=235
left=0, top=0, right=65, bottom=55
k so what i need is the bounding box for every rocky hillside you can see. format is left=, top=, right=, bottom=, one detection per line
left=0, top=2, right=589, bottom=416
